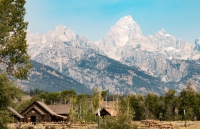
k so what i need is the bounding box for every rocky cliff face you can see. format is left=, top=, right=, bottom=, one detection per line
left=25, top=16, right=200, bottom=94
left=96, top=15, right=198, bottom=60
left=195, top=39, right=200, bottom=52
left=17, top=60, right=92, bottom=94
left=27, top=26, right=166, bottom=94
left=96, top=15, right=200, bottom=83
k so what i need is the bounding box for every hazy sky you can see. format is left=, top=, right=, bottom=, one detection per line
left=25, top=0, right=200, bottom=43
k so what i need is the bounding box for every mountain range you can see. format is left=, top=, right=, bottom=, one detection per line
left=17, top=15, right=200, bottom=94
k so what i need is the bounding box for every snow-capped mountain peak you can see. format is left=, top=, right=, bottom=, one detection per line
left=115, top=15, right=143, bottom=38
left=116, top=15, right=133, bottom=25
left=157, top=28, right=167, bottom=35
left=48, top=25, right=76, bottom=42
left=25, top=15, right=200, bottom=94
left=95, top=15, right=143, bottom=60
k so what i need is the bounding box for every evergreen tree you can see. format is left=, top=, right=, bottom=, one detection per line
left=145, top=93, right=159, bottom=119
left=163, top=89, right=179, bottom=120
left=129, top=94, right=145, bottom=120
left=178, top=82, right=198, bottom=120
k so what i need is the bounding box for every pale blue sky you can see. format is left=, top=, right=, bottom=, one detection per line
left=25, top=0, right=200, bottom=43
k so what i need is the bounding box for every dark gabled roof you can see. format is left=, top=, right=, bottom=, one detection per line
left=33, top=106, right=45, bottom=115
left=56, top=114, right=67, bottom=119
left=36, top=101, right=57, bottom=116
left=103, top=108, right=117, bottom=116
left=48, top=104, right=70, bottom=114
left=20, top=101, right=67, bottom=119
left=21, top=101, right=57, bottom=116
left=8, top=107, right=24, bottom=119
left=96, top=107, right=117, bottom=117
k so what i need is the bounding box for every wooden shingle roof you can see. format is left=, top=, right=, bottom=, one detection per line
left=103, top=108, right=117, bottom=116
left=36, top=101, right=57, bottom=116
left=96, top=107, right=117, bottom=117
left=21, top=101, right=67, bottom=119
left=102, top=101, right=116, bottom=109
left=8, top=107, right=24, bottom=119
left=48, top=104, right=70, bottom=114
left=36, top=101, right=68, bottom=119
left=33, top=106, right=45, bottom=115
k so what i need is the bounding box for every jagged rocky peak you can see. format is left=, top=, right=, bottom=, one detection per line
left=52, top=25, right=74, bottom=34
left=195, top=38, right=200, bottom=51
left=113, top=15, right=143, bottom=38
left=157, top=28, right=167, bottom=35
left=95, top=15, right=144, bottom=59
left=48, top=25, right=76, bottom=42
left=195, top=38, right=200, bottom=44
left=116, top=15, right=134, bottom=25
left=154, top=28, right=172, bottom=37
left=108, top=15, right=143, bottom=40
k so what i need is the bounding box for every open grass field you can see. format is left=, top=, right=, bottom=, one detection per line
left=7, top=121, right=200, bottom=129
left=7, top=122, right=97, bottom=129
left=135, top=120, right=200, bottom=129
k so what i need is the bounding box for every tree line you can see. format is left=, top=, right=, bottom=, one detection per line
left=16, top=81, right=200, bottom=122
left=0, top=0, right=199, bottom=128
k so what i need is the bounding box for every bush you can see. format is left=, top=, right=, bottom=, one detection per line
left=101, top=114, right=137, bottom=129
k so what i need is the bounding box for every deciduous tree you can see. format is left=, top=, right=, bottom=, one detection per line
left=0, top=0, right=31, bottom=79
left=0, top=74, right=22, bottom=128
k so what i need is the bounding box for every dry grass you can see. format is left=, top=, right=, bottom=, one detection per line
left=7, top=121, right=200, bottom=129
left=135, top=120, right=200, bottom=129
left=7, top=122, right=97, bottom=129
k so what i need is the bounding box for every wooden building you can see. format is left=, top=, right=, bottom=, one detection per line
left=96, top=107, right=117, bottom=117
left=20, top=101, right=67, bottom=123
left=8, top=107, right=24, bottom=122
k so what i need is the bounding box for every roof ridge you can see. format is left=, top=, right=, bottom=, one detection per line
left=8, top=107, right=24, bottom=119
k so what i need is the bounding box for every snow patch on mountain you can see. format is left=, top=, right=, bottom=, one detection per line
left=96, top=16, right=200, bottom=62
left=25, top=15, right=200, bottom=94
left=95, top=15, right=200, bottom=83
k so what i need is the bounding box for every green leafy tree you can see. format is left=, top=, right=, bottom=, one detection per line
left=45, top=92, right=61, bottom=104
left=194, top=93, right=200, bottom=120
left=101, top=90, right=109, bottom=100
left=17, top=92, right=47, bottom=113
left=119, top=95, right=135, bottom=121
left=0, top=0, right=31, bottom=127
left=92, top=87, right=101, bottom=110
left=101, top=115, right=138, bottom=129
left=61, top=90, right=76, bottom=104
left=16, top=100, right=32, bottom=113
left=76, top=94, right=94, bottom=122
left=129, top=94, right=146, bottom=120
left=0, top=0, right=31, bottom=79
left=0, top=74, right=22, bottom=128
left=101, top=95, right=137, bottom=129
